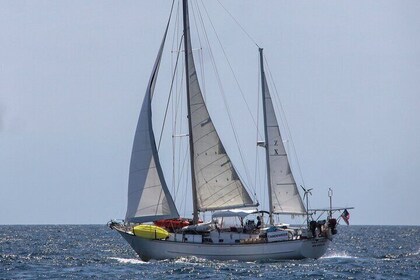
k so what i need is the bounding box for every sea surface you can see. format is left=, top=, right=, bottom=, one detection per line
left=0, top=225, right=418, bottom=279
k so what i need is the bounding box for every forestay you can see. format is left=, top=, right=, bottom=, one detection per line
left=125, top=17, right=179, bottom=223
left=183, top=3, right=256, bottom=212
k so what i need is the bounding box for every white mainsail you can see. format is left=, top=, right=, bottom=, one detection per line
left=183, top=1, right=256, bottom=212
left=259, top=49, right=306, bottom=215
left=125, top=19, right=179, bottom=223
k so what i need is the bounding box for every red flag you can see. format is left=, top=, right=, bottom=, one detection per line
left=341, top=209, right=350, bottom=225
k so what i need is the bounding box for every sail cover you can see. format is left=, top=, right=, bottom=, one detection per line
left=183, top=4, right=255, bottom=212
left=261, top=58, right=306, bottom=215
left=125, top=19, right=179, bottom=223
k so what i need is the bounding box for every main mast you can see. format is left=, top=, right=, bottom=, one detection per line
left=182, top=0, right=199, bottom=224
left=259, top=48, right=274, bottom=225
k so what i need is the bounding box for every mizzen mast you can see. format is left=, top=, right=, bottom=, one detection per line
left=259, top=48, right=274, bottom=225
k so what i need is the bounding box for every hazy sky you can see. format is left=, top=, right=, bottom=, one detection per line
left=1, top=0, right=419, bottom=225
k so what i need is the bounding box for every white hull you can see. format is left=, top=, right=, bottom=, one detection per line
left=117, top=230, right=330, bottom=261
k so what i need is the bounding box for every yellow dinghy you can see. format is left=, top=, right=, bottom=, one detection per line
left=133, top=225, right=169, bottom=240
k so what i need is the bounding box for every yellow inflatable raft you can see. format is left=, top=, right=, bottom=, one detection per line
left=133, top=224, right=169, bottom=240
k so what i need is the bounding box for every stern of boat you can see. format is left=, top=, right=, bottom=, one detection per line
left=300, top=237, right=330, bottom=259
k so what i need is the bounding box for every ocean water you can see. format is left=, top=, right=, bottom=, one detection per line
left=0, top=225, right=418, bottom=279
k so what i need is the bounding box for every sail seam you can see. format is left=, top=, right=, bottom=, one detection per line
left=197, top=166, right=232, bottom=186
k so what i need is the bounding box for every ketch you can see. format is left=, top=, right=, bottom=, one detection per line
left=109, top=0, right=353, bottom=261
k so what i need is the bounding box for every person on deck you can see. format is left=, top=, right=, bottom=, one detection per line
left=256, top=216, right=262, bottom=229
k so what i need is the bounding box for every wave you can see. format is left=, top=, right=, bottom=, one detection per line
left=321, top=252, right=357, bottom=259
left=108, top=257, right=149, bottom=265
left=413, top=248, right=420, bottom=256
left=380, top=248, right=420, bottom=260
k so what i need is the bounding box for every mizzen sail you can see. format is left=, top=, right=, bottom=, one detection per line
left=259, top=48, right=306, bottom=215
left=125, top=16, right=179, bottom=223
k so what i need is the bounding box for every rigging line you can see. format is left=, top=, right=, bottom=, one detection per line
left=174, top=143, right=190, bottom=206
left=190, top=1, right=204, bottom=53
left=155, top=0, right=176, bottom=150
left=157, top=35, right=184, bottom=151
left=170, top=0, right=181, bottom=60
left=254, top=55, right=261, bottom=199
left=173, top=35, right=190, bottom=207
left=263, top=55, right=306, bottom=187
left=190, top=0, right=206, bottom=99
left=174, top=59, right=185, bottom=196
left=179, top=155, right=190, bottom=217
left=197, top=0, right=255, bottom=193
left=174, top=56, right=186, bottom=204
left=200, top=0, right=262, bottom=141
left=171, top=0, right=181, bottom=197
left=215, top=0, right=260, bottom=49
left=197, top=3, right=254, bottom=190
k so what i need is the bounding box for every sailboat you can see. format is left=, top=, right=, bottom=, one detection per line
left=109, top=0, right=351, bottom=261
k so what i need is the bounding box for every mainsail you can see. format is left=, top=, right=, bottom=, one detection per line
left=259, top=48, right=306, bottom=215
left=125, top=16, right=179, bottom=223
left=183, top=0, right=256, bottom=213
